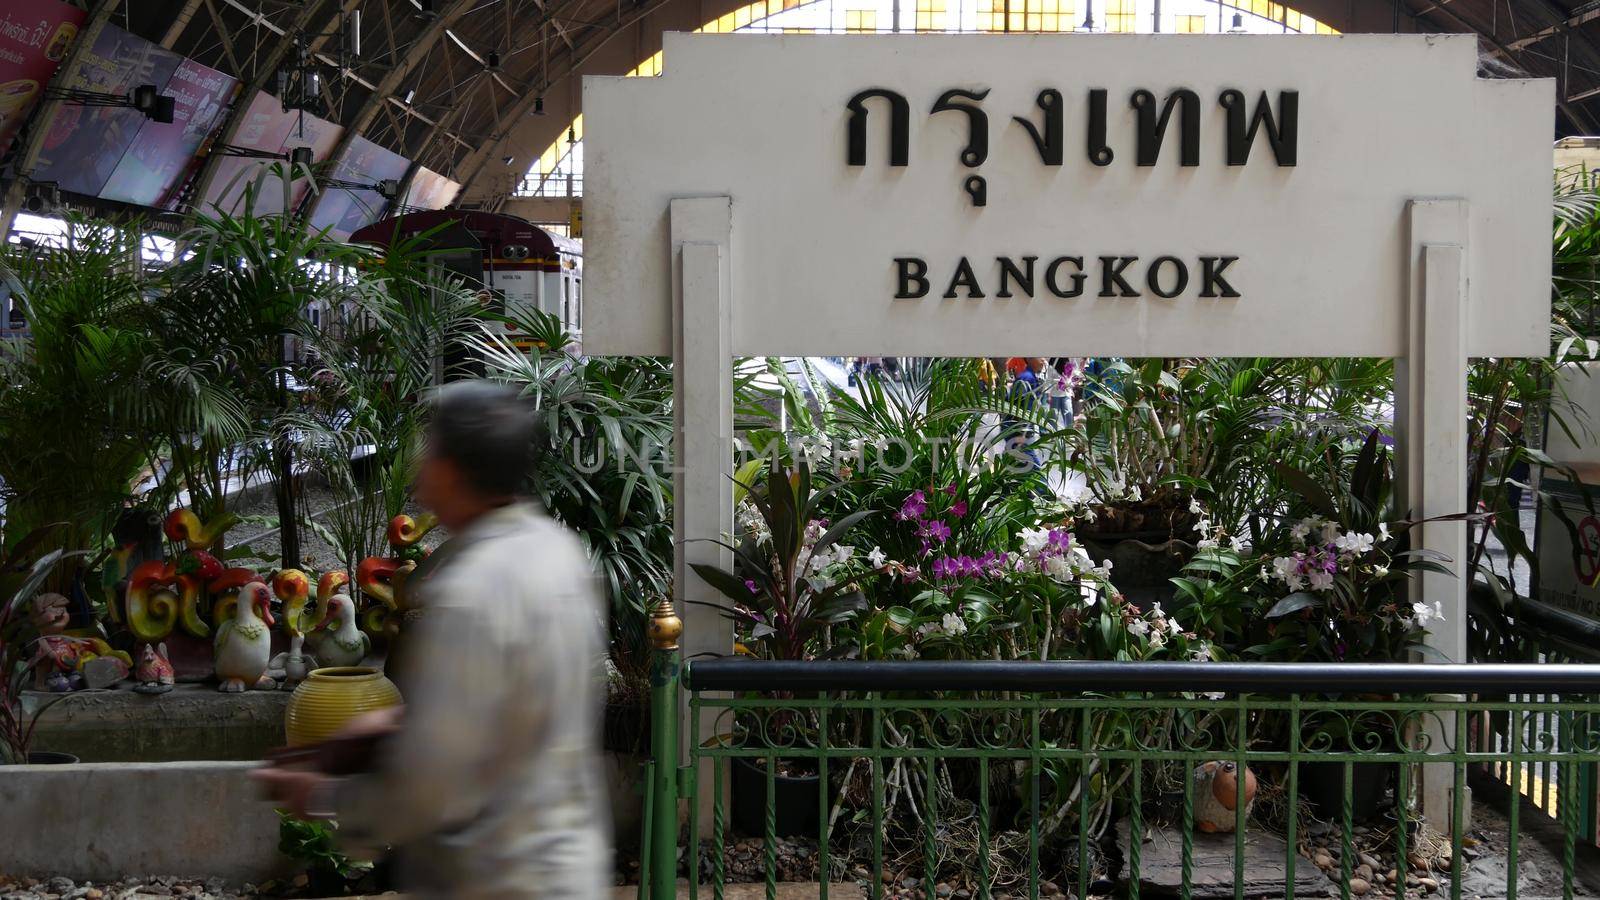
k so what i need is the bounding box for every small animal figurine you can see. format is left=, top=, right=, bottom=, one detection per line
left=134, top=643, right=176, bottom=694
left=29, top=593, right=81, bottom=690
left=268, top=569, right=316, bottom=687
left=311, top=592, right=370, bottom=668
left=1193, top=760, right=1258, bottom=833
left=213, top=582, right=276, bottom=692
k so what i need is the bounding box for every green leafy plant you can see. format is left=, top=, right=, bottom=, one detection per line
left=691, top=457, right=875, bottom=660
left=471, top=308, right=675, bottom=660
left=0, top=218, right=157, bottom=569
left=1467, top=180, right=1600, bottom=625
left=276, top=811, right=372, bottom=894
left=287, top=225, right=484, bottom=575
left=1188, top=431, right=1465, bottom=663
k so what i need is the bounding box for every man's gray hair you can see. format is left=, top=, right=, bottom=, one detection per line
left=427, top=381, right=541, bottom=498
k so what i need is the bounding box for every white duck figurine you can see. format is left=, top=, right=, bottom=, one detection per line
left=214, top=581, right=276, bottom=692
left=311, top=591, right=370, bottom=668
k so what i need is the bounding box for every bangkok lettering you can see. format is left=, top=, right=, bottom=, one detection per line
left=892, top=255, right=1241, bottom=301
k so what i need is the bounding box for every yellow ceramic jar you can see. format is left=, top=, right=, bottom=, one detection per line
left=284, top=666, right=402, bottom=746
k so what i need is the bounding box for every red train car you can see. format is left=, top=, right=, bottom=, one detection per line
left=351, top=209, right=582, bottom=349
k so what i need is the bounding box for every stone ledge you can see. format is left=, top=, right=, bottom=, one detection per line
left=23, top=684, right=290, bottom=762
left=0, top=761, right=288, bottom=884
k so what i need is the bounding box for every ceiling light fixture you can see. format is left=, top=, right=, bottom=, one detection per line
left=48, top=83, right=175, bottom=123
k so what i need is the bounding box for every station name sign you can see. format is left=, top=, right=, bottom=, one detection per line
left=853, top=87, right=1297, bottom=302
left=585, top=34, right=1552, bottom=358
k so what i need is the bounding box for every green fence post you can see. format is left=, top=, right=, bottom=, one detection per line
left=647, top=597, right=684, bottom=900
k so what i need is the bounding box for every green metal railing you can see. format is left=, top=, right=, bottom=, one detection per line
left=1474, top=596, right=1600, bottom=848
left=642, top=604, right=1600, bottom=900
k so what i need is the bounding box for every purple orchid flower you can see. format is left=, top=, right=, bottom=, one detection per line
left=899, top=490, right=928, bottom=521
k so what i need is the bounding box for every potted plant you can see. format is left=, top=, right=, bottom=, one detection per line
left=1246, top=432, right=1463, bottom=820
left=1060, top=360, right=1253, bottom=607
left=690, top=456, right=877, bottom=836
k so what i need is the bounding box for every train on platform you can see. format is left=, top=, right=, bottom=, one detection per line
left=350, top=209, right=583, bottom=350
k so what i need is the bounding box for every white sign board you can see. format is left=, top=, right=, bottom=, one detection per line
left=584, top=33, right=1552, bottom=357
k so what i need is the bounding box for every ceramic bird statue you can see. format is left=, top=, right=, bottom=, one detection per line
left=174, top=550, right=224, bottom=638
left=213, top=581, right=276, bottom=692
left=163, top=508, right=239, bottom=551
left=312, top=592, right=370, bottom=668
left=134, top=643, right=176, bottom=694
left=1193, top=760, right=1258, bottom=833
left=267, top=569, right=315, bottom=686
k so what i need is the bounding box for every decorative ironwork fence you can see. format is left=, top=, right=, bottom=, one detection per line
left=642, top=606, right=1600, bottom=900
left=1472, top=595, right=1600, bottom=848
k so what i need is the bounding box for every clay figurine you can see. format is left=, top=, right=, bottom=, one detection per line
left=29, top=593, right=82, bottom=691
left=213, top=581, right=276, bottom=692
left=267, top=569, right=316, bottom=687
left=134, top=643, right=176, bottom=694
left=312, top=592, right=370, bottom=668
left=1192, top=760, right=1258, bottom=833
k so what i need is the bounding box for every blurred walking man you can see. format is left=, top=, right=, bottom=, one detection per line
left=255, top=381, right=610, bottom=899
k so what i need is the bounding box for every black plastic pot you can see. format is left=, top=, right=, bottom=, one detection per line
left=1078, top=535, right=1197, bottom=608
left=26, top=751, right=79, bottom=764
left=1299, top=760, right=1391, bottom=822
left=732, top=756, right=820, bottom=838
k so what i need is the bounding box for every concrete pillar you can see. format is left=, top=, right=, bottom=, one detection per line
left=1396, top=198, right=1469, bottom=829
left=669, top=197, right=734, bottom=833
left=670, top=195, right=735, bottom=667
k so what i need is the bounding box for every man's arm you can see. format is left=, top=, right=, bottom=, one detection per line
left=331, top=596, right=512, bottom=848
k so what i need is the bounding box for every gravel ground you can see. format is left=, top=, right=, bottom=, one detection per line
left=0, top=875, right=251, bottom=900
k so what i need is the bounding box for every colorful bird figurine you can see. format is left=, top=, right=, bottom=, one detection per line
left=213, top=581, right=276, bottom=692
left=311, top=591, right=370, bottom=669
left=1192, top=760, right=1258, bottom=833
left=134, top=643, right=176, bottom=695
left=267, top=569, right=315, bottom=687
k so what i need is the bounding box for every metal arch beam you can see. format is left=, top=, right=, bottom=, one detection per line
left=0, top=0, right=119, bottom=243
left=162, top=0, right=206, bottom=48
left=182, top=0, right=354, bottom=221
left=1399, top=0, right=1600, bottom=132
left=392, top=76, right=487, bottom=197
left=312, top=0, right=479, bottom=201
left=447, top=0, right=683, bottom=197
left=530, top=0, right=578, bottom=50
left=1506, top=4, right=1600, bottom=51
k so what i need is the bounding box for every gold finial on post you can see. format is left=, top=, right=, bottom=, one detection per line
left=646, top=596, right=682, bottom=651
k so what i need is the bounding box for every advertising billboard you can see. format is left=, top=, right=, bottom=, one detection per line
left=403, top=165, right=462, bottom=211
left=200, top=93, right=345, bottom=217
left=307, top=135, right=409, bottom=239
left=0, top=0, right=84, bottom=154
left=100, top=57, right=237, bottom=208
left=32, top=24, right=182, bottom=198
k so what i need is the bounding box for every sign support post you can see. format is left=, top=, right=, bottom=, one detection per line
left=1398, top=198, right=1471, bottom=826
left=671, top=196, right=735, bottom=831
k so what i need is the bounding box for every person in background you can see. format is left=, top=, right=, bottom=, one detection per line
left=998, top=358, right=1047, bottom=474
left=1044, top=358, right=1078, bottom=426
left=1083, top=357, right=1125, bottom=403
left=976, top=356, right=998, bottom=395
left=254, top=381, right=610, bottom=900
